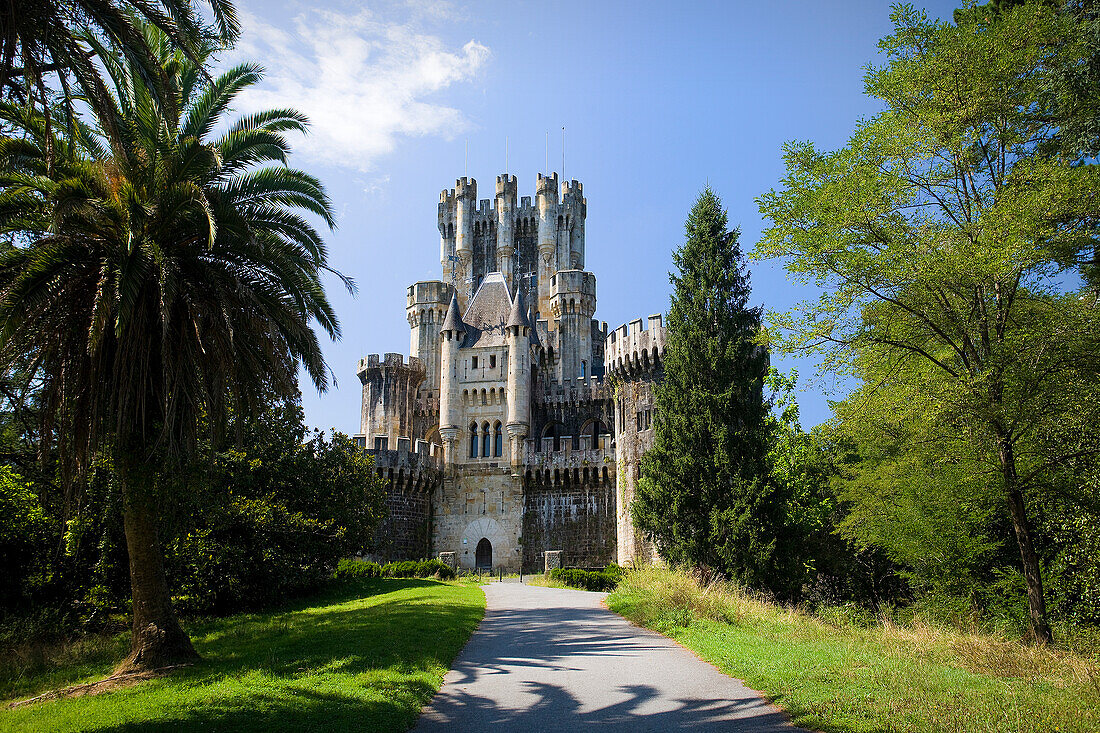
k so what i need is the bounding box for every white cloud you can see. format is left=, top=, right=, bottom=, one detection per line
left=225, top=4, right=489, bottom=171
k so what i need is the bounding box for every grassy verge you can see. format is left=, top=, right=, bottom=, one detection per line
left=2, top=578, right=484, bottom=732
left=607, top=567, right=1100, bottom=733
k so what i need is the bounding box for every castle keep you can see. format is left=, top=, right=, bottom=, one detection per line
left=356, top=173, right=664, bottom=571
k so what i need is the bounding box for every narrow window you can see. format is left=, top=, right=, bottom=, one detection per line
left=494, top=422, right=503, bottom=457
left=472, top=356, right=478, bottom=369
left=580, top=360, right=586, bottom=379
left=489, top=354, right=496, bottom=369
left=637, top=412, right=643, bottom=431
left=482, top=422, right=491, bottom=458
left=470, top=423, right=478, bottom=458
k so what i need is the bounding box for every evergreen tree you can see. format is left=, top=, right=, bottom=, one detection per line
left=633, top=188, right=790, bottom=594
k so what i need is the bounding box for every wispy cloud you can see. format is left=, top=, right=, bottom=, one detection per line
left=225, top=3, right=489, bottom=171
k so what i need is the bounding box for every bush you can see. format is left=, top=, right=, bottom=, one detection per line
left=550, top=564, right=625, bottom=592
left=382, top=559, right=456, bottom=580
left=334, top=558, right=382, bottom=579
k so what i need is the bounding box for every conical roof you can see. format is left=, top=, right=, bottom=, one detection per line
left=506, top=288, right=530, bottom=330
left=440, top=291, right=465, bottom=333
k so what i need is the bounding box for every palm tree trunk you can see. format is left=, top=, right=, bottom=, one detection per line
left=998, top=436, right=1053, bottom=645
left=118, top=458, right=198, bottom=673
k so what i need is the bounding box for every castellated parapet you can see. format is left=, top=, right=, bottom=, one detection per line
left=357, top=353, right=425, bottom=452
left=358, top=171, right=660, bottom=572
left=607, top=314, right=667, bottom=566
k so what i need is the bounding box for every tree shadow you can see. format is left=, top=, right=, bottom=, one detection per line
left=73, top=578, right=483, bottom=733
left=416, top=585, right=804, bottom=731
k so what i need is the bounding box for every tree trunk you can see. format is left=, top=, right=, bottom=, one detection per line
left=117, top=459, right=198, bottom=673
left=998, top=437, right=1054, bottom=645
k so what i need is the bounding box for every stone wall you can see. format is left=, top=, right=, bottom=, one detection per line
left=521, top=477, right=617, bottom=572
left=373, top=489, right=431, bottom=561
left=433, top=465, right=525, bottom=571
left=608, top=315, right=666, bottom=567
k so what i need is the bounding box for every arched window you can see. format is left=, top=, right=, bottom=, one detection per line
left=482, top=422, right=491, bottom=458
left=580, top=360, right=586, bottom=379
left=469, top=423, right=478, bottom=458
left=494, top=422, right=503, bottom=457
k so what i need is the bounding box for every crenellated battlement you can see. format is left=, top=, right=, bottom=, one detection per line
left=357, top=352, right=426, bottom=380
left=364, top=445, right=443, bottom=494
left=606, top=315, right=666, bottom=378
left=550, top=270, right=596, bottom=297
left=536, top=171, right=559, bottom=199
left=495, top=174, right=517, bottom=200
left=454, top=176, right=477, bottom=199
left=535, top=374, right=610, bottom=405
left=407, top=280, right=453, bottom=308
left=438, top=174, right=580, bottom=224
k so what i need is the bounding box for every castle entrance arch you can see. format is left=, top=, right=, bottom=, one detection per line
left=475, top=538, right=492, bottom=570
left=461, top=517, right=506, bottom=570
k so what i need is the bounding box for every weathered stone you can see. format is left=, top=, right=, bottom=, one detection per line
left=355, top=173, right=665, bottom=571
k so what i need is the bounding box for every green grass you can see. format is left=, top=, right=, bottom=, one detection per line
left=1, top=578, right=484, bottom=732
left=608, top=567, right=1100, bottom=733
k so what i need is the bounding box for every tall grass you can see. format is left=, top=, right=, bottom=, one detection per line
left=609, top=567, right=1100, bottom=733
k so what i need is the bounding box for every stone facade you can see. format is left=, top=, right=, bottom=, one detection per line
left=356, top=172, right=665, bottom=572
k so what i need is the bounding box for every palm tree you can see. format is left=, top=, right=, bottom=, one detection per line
left=0, top=28, right=345, bottom=671
left=1, top=0, right=238, bottom=141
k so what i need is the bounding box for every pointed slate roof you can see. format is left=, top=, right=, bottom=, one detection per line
left=460, top=272, right=512, bottom=348
left=506, top=288, right=530, bottom=329
left=440, top=291, right=465, bottom=334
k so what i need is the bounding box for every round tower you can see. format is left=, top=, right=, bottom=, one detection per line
left=495, top=174, right=517, bottom=285
left=549, top=270, right=597, bottom=383
left=535, top=172, right=559, bottom=319
left=562, top=179, right=586, bottom=270
left=438, top=187, right=456, bottom=283
left=406, top=281, right=453, bottom=396
left=505, top=290, right=532, bottom=469
left=454, top=177, right=477, bottom=307
left=438, top=293, right=466, bottom=464
left=356, top=353, right=426, bottom=449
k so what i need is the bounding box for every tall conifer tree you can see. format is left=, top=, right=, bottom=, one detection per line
left=634, top=188, right=789, bottom=593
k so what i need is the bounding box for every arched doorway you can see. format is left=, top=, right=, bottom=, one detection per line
left=475, top=537, right=492, bottom=570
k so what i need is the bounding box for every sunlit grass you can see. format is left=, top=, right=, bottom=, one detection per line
left=1, top=579, right=484, bottom=732
left=607, top=567, right=1100, bottom=733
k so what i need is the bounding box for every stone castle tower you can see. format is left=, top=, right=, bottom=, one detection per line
left=357, top=172, right=663, bottom=571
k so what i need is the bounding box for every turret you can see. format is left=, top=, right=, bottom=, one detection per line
left=549, top=270, right=597, bottom=383
left=438, top=292, right=466, bottom=463
left=505, top=290, right=532, bottom=469
left=454, top=177, right=477, bottom=306
left=438, top=188, right=456, bottom=284
left=536, top=172, right=559, bottom=319
left=356, top=353, right=426, bottom=449
left=406, top=281, right=453, bottom=395
left=562, top=179, right=586, bottom=270
left=495, top=174, right=517, bottom=285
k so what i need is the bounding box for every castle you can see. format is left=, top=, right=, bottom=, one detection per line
left=355, top=172, right=665, bottom=572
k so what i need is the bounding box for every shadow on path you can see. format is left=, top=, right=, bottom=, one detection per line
left=416, top=584, right=799, bottom=732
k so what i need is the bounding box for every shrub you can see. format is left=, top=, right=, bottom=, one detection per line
left=334, top=558, right=382, bottom=579
left=550, top=564, right=625, bottom=592
left=381, top=559, right=455, bottom=580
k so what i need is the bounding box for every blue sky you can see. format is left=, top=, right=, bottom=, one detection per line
left=220, top=0, right=961, bottom=434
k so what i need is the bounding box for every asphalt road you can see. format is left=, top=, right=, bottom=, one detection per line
left=414, top=582, right=800, bottom=732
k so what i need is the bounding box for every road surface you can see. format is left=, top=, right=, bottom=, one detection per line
left=415, top=582, right=800, bottom=731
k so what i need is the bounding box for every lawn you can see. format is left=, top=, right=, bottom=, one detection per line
left=1, top=578, right=485, bottom=732
left=607, top=567, right=1100, bottom=733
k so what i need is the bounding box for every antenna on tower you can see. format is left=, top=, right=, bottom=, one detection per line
left=464, top=138, right=468, bottom=177
left=562, top=126, right=566, bottom=182
left=505, top=135, right=509, bottom=174
left=545, top=130, right=548, bottom=173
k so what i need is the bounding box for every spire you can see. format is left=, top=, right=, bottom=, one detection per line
left=441, top=292, right=465, bottom=334
left=507, top=288, right=530, bottom=330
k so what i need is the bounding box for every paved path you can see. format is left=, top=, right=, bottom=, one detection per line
left=415, top=582, right=799, bottom=732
